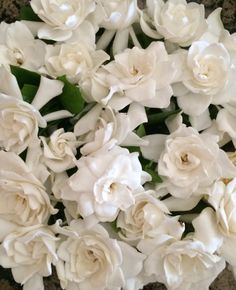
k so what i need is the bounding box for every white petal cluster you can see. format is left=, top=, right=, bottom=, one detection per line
left=30, top=0, right=96, bottom=41
left=0, top=21, right=46, bottom=71
left=0, top=151, right=56, bottom=226
left=140, top=0, right=207, bottom=46
left=84, top=42, right=176, bottom=110
left=56, top=220, right=145, bottom=290
left=61, top=145, right=151, bottom=223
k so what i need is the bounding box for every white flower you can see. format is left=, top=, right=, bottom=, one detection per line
left=0, top=67, right=72, bottom=154
left=138, top=235, right=225, bottom=290
left=44, top=42, right=109, bottom=84
left=61, top=145, right=151, bottom=223
left=30, top=0, right=96, bottom=41
left=56, top=219, right=145, bottom=290
left=0, top=93, right=46, bottom=154
left=141, top=119, right=236, bottom=198
left=173, top=40, right=236, bottom=117
left=140, top=0, right=207, bottom=46
left=96, top=0, right=138, bottom=30
left=40, top=128, right=77, bottom=173
left=0, top=21, right=46, bottom=71
left=0, top=151, right=57, bottom=226
left=208, top=178, right=236, bottom=239
left=117, top=191, right=184, bottom=245
left=74, top=103, right=148, bottom=155
left=0, top=223, right=58, bottom=290
left=86, top=42, right=176, bottom=110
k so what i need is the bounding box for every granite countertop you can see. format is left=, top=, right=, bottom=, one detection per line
left=0, top=0, right=236, bottom=289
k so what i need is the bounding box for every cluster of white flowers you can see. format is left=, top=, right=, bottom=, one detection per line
left=1, top=0, right=236, bottom=290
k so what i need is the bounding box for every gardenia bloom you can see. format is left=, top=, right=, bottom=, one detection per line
left=193, top=205, right=236, bottom=276
left=0, top=93, right=46, bottom=154
left=0, top=223, right=58, bottom=290
left=140, top=0, right=207, bottom=46
left=0, top=67, right=72, bottom=154
left=86, top=42, right=176, bottom=110
left=95, top=0, right=139, bottom=54
left=74, top=102, right=148, bottom=155
left=138, top=235, right=225, bottom=290
left=56, top=219, right=145, bottom=290
left=117, top=191, right=184, bottom=245
left=44, top=42, right=109, bottom=84
left=96, top=0, right=138, bottom=30
left=141, top=119, right=236, bottom=198
left=61, top=145, right=151, bottom=223
left=0, top=151, right=57, bottom=226
left=30, top=0, right=96, bottom=41
left=208, top=178, right=236, bottom=239
left=0, top=21, right=46, bottom=71
left=40, top=128, right=77, bottom=173
left=173, top=40, right=236, bottom=117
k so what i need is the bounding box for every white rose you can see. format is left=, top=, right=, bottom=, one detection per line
left=61, top=145, right=151, bottom=223
left=96, top=0, right=138, bottom=30
left=44, top=42, right=109, bottom=84
left=141, top=122, right=236, bottom=198
left=0, top=151, right=56, bottom=226
left=141, top=0, right=206, bottom=47
left=138, top=236, right=225, bottom=290
left=30, top=0, right=96, bottom=41
left=56, top=219, right=145, bottom=290
left=0, top=223, right=58, bottom=290
left=173, top=40, right=236, bottom=116
left=87, top=42, right=176, bottom=110
left=74, top=102, right=148, bottom=155
left=117, top=191, right=184, bottom=245
left=40, top=128, right=77, bottom=173
left=0, top=21, right=46, bottom=71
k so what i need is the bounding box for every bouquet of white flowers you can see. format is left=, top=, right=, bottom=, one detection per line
left=1, top=1, right=236, bottom=290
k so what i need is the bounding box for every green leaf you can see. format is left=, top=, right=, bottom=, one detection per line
left=144, top=161, right=162, bottom=184
left=58, top=76, right=85, bottom=114
left=148, top=109, right=181, bottom=124
left=19, top=6, right=42, bottom=22
left=10, top=65, right=40, bottom=88
left=145, top=167, right=162, bottom=183
left=136, top=124, right=146, bottom=138
left=21, top=84, right=38, bottom=103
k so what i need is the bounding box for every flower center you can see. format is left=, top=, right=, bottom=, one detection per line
left=12, top=48, right=24, bottom=65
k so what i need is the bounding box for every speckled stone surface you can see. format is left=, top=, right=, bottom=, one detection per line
left=0, top=0, right=236, bottom=289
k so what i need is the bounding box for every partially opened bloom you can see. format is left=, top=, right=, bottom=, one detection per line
left=61, top=145, right=151, bottom=223
left=95, top=0, right=139, bottom=54
left=74, top=102, right=148, bottom=155
left=40, top=128, right=77, bottom=173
